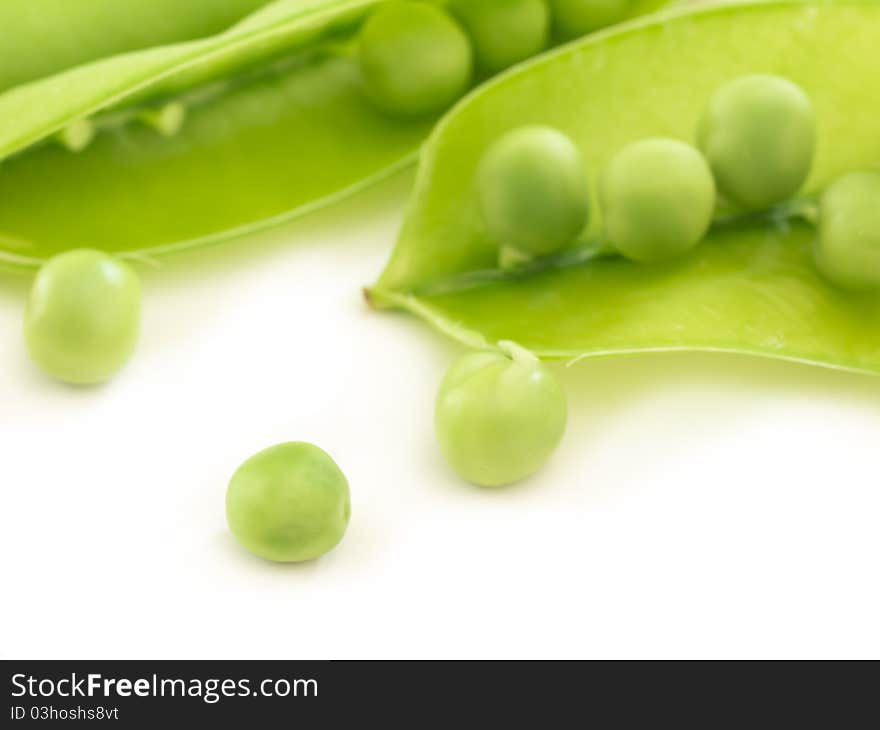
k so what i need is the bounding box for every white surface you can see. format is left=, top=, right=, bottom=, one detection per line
left=1, top=171, right=879, bottom=660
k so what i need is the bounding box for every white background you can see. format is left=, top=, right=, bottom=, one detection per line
left=1, top=170, right=879, bottom=660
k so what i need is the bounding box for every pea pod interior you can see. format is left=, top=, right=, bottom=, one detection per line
left=370, top=0, right=880, bottom=374
left=0, top=0, right=668, bottom=269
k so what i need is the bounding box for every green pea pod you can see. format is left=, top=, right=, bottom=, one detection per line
left=370, top=0, right=880, bottom=375
left=0, top=0, right=669, bottom=270
left=0, top=0, right=273, bottom=93
left=0, top=0, right=391, bottom=268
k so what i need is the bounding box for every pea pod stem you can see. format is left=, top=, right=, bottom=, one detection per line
left=499, top=246, right=536, bottom=270
left=498, top=340, right=540, bottom=364
left=406, top=196, right=822, bottom=298
left=409, top=236, right=610, bottom=297
left=17, top=41, right=350, bottom=163
left=713, top=195, right=820, bottom=230
left=54, top=119, right=96, bottom=153
left=363, top=287, right=491, bottom=350
left=138, top=103, right=188, bottom=137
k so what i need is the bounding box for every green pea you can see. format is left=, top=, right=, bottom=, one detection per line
left=698, top=74, right=816, bottom=210
left=813, top=171, right=880, bottom=291
left=448, top=0, right=549, bottom=74
left=600, top=138, right=715, bottom=263
left=226, top=442, right=351, bottom=563
left=548, top=0, right=631, bottom=40
left=477, top=125, right=590, bottom=263
left=435, top=341, right=567, bottom=487
left=358, top=1, right=473, bottom=118
left=24, top=249, right=142, bottom=385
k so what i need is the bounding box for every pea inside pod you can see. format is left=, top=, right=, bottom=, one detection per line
left=814, top=172, right=880, bottom=291
left=698, top=74, right=817, bottom=211
left=600, top=138, right=715, bottom=263
left=549, top=0, right=632, bottom=39
left=477, top=125, right=591, bottom=266
left=358, top=1, right=473, bottom=117
left=447, top=0, right=550, bottom=74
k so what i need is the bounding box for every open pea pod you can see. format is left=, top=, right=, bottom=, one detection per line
left=369, top=0, right=880, bottom=375
left=0, top=0, right=273, bottom=93
left=0, top=0, right=669, bottom=271
left=0, top=0, right=388, bottom=269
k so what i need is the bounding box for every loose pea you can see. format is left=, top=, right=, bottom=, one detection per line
left=24, top=249, right=142, bottom=385
left=358, top=1, right=473, bottom=118
left=698, top=74, right=816, bottom=210
left=226, top=442, right=351, bottom=563
left=814, top=171, right=880, bottom=291
left=548, top=0, right=631, bottom=39
left=447, top=0, right=549, bottom=74
left=477, top=125, right=590, bottom=263
left=600, top=138, right=715, bottom=263
left=435, top=341, right=567, bottom=488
